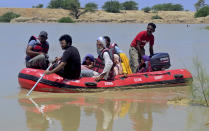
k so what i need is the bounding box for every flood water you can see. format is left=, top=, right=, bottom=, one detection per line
left=0, top=23, right=209, bottom=131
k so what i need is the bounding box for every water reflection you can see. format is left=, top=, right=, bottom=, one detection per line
left=19, top=98, right=50, bottom=131
left=129, top=102, right=153, bottom=131
left=18, top=87, right=193, bottom=131
left=187, top=107, right=209, bottom=131
left=19, top=93, right=81, bottom=131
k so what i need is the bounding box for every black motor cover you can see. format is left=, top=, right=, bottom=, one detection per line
left=150, top=53, right=171, bottom=71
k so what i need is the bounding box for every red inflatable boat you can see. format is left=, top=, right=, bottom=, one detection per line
left=18, top=68, right=192, bottom=93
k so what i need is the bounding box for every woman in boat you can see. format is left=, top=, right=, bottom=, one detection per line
left=80, top=54, right=99, bottom=77
left=113, top=54, right=123, bottom=75
left=82, top=54, right=95, bottom=69
left=137, top=55, right=152, bottom=73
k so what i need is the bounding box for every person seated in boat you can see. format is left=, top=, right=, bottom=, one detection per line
left=82, top=54, right=95, bottom=69
left=80, top=54, right=99, bottom=77
left=113, top=54, right=123, bottom=75
left=103, top=36, right=122, bottom=54
left=80, top=65, right=99, bottom=77
left=137, top=55, right=152, bottom=73
left=45, top=34, right=81, bottom=79
left=129, top=23, right=156, bottom=73
left=25, top=31, right=49, bottom=69
left=104, top=36, right=132, bottom=75
left=94, top=37, right=114, bottom=81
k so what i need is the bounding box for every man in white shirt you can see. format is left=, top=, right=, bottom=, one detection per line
left=95, top=37, right=114, bottom=81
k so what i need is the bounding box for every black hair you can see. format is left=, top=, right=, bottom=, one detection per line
left=103, top=36, right=111, bottom=43
left=148, top=23, right=156, bottom=29
left=59, top=34, right=72, bottom=46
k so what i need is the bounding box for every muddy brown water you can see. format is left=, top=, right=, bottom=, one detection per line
left=0, top=23, right=209, bottom=131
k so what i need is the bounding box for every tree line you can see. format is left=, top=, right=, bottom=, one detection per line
left=32, top=0, right=187, bottom=19
left=46, top=0, right=139, bottom=17
left=23, top=0, right=209, bottom=21
left=0, top=0, right=208, bottom=23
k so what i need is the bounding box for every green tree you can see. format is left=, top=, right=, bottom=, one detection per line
left=47, top=0, right=64, bottom=8
left=152, top=3, right=184, bottom=11
left=48, top=0, right=80, bottom=10
left=0, top=12, right=21, bottom=22
left=102, top=1, right=121, bottom=13
left=65, top=0, right=81, bottom=19
left=142, top=7, right=151, bottom=13
left=48, top=0, right=97, bottom=19
left=32, top=4, right=44, bottom=8
left=69, top=1, right=98, bottom=19
left=194, top=0, right=205, bottom=11
left=121, top=1, right=138, bottom=10
left=194, top=6, right=209, bottom=17
left=85, top=2, right=98, bottom=12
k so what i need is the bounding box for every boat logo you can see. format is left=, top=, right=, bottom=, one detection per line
left=25, top=69, right=36, bottom=73
left=72, top=80, right=80, bottom=83
left=134, top=78, right=142, bottom=82
left=154, top=76, right=163, bottom=80
left=160, top=57, right=169, bottom=63
left=105, top=82, right=113, bottom=86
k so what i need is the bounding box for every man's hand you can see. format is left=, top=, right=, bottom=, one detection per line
left=88, top=64, right=94, bottom=69
left=52, top=57, right=61, bottom=63
left=39, top=52, right=46, bottom=55
left=95, top=73, right=106, bottom=82
left=44, top=70, right=52, bottom=75
left=95, top=76, right=102, bottom=82
left=55, top=57, right=61, bottom=61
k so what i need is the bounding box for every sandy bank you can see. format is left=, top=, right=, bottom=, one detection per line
left=0, top=8, right=209, bottom=24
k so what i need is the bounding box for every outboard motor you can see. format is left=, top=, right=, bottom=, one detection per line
left=150, top=53, right=171, bottom=71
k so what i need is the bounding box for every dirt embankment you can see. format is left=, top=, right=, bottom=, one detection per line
left=0, top=8, right=209, bottom=23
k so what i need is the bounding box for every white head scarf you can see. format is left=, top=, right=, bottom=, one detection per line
left=114, top=54, right=120, bottom=63
left=97, top=36, right=106, bottom=46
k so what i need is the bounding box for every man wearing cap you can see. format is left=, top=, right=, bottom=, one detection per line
left=129, top=23, right=156, bottom=73
left=25, top=31, right=49, bottom=69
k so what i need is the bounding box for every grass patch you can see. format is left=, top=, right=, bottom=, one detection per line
left=58, top=17, right=74, bottom=23
left=205, top=26, right=209, bottom=30
left=0, top=12, right=21, bottom=22
left=189, top=57, right=209, bottom=106
left=151, top=15, right=162, bottom=19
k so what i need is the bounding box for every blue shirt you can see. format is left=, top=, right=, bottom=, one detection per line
left=115, top=46, right=123, bottom=54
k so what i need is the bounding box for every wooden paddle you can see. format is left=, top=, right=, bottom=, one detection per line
left=26, top=63, right=53, bottom=96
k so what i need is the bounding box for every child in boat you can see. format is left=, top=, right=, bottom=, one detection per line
left=80, top=54, right=99, bottom=77
left=82, top=54, right=95, bottom=69
left=137, top=55, right=152, bottom=73
left=113, top=54, right=123, bottom=75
